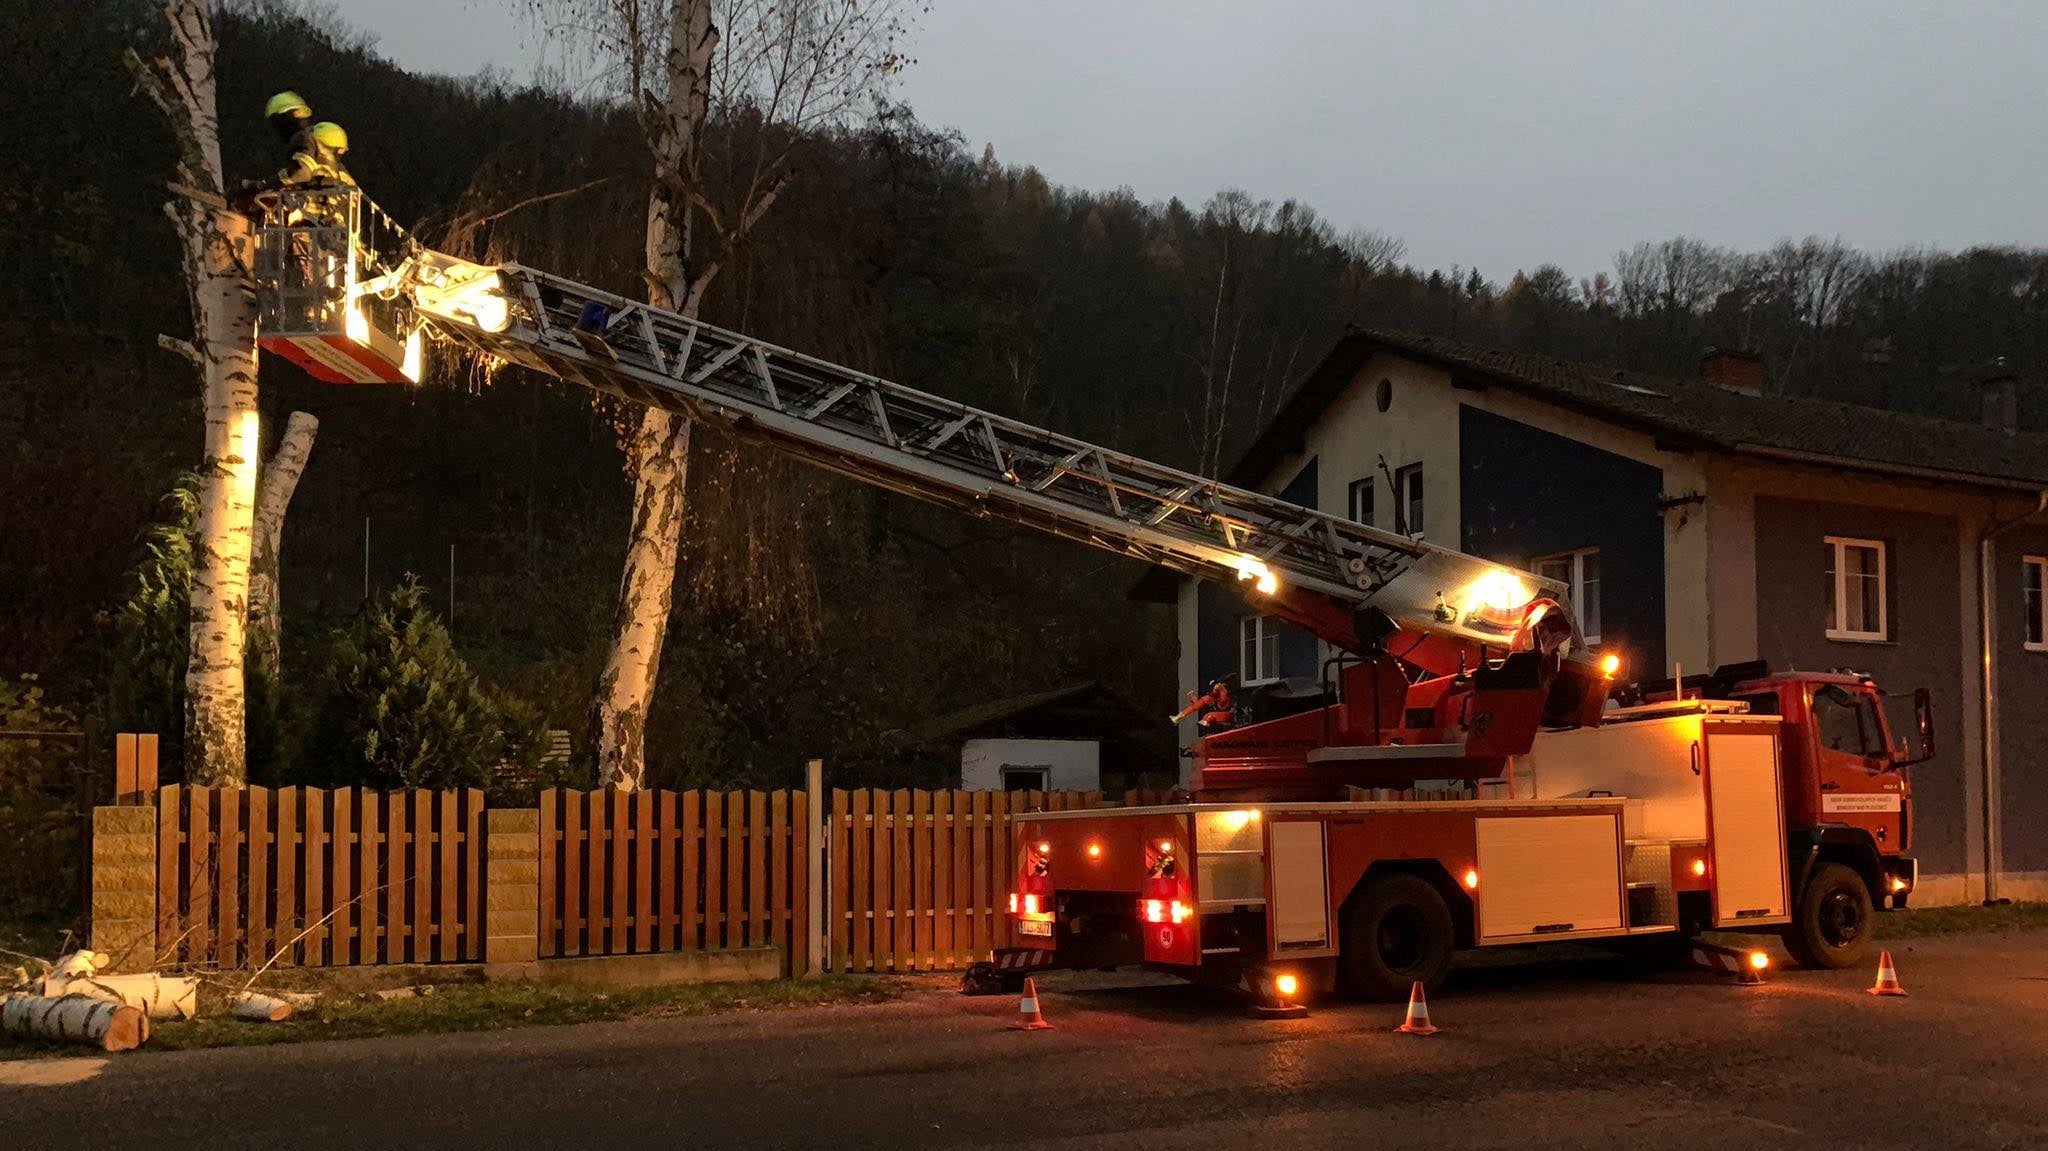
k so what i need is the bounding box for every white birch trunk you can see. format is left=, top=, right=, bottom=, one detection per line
left=593, top=410, right=691, bottom=791
left=249, top=411, right=320, bottom=677
left=592, top=0, right=719, bottom=791
left=42, top=974, right=198, bottom=1021
left=128, top=0, right=262, bottom=786
left=230, top=990, right=295, bottom=1022
left=1, top=996, right=151, bottom=1052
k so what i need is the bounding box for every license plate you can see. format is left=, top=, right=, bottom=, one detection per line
left=1018, top=919, right=1053, bottom=937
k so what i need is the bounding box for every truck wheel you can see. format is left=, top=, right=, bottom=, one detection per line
left=1783, top=862, right=1875, bottom=970
left=1340, top=874, right=1455, bottom=1001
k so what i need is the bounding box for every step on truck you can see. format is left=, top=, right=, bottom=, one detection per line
left=248, top=185, right=1930, bottom=1009
left=1011, top=664, right=1932, bottom=1003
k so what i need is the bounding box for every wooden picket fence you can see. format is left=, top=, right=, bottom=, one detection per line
left=138, top=781, right=1180, bottom=976
left=154, top=785, right=488, bottom=969
left=537, top=788, right=809, bottom=974
left=827, top=788, right=1174, bottom=973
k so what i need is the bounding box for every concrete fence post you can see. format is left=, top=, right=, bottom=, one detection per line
left=90, top=805, right=159, bottom=972
left=806, top=759, right=824, bottom=977
left=483, top=808, right=541, bottom=979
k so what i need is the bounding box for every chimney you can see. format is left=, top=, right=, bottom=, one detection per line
left=1978, top=360, right=2019, bottom=434
left=1698, top=347, right=1767, bottom=395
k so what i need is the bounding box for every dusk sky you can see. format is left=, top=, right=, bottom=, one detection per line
left=344, top=0, right=2048, bottom=277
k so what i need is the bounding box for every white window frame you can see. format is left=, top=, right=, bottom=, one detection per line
left=1000, top=766, right=1050, bottom=792
left=1394, top=463, right=1424, bottom=538
left=1533, top=547, right=1601, bottom=646
left=2025, top=556, right=2048, bottom=652
left=1239, top=616, right=1281, bottom=685
left=1825, top=535, right=1888, bottom=643
left=1347, top=476, right=1374, bottom=527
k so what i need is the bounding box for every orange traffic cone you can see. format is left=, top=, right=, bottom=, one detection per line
left=1011, top=977, right=1052, bottom=1030
left=1868, top=951, right=1908, bottom=997
left=1395, top=980, right=1440, bottom=1035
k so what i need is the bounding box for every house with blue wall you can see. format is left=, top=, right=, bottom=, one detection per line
left=1137, top=328, right=2048, bottom=906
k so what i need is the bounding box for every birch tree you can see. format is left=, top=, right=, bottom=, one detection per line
left=529, top=0, right=912, bottom=789
left=125, top=0, right=262, bottom=785
left=248, top=411, right=320, bottom=679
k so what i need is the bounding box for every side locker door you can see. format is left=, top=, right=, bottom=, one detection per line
left=1703, top=723, right=1791, bottom=926
left=1265, top=819, right=1335, bottom=958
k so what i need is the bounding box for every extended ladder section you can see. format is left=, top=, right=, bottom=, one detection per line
left=254, top=188, right=1562, bottom=651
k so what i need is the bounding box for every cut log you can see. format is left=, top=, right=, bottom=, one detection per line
left=2, top=995, right=150, bottom=1052
left=229, top=991, right=294, bottom=1022
left=44, top=973, right=198, bottom=1020
left=52, top=951, right=111, bottom=978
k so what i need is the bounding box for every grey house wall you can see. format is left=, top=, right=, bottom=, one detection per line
left=1752, top=497, right=1967, bottom=874
left=1272, top=460, right=1321, bottom=678
left=1458, top=407, right=1668, bottom=673
left=1195, top=458, right=1321, bottom=689
left=1995, top=528, right=2048, bottom=874
left=1194, top=581, right=1240, bottom=689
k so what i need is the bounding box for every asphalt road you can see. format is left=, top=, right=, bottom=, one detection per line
left=7, top=932, right=2048, bottom=1150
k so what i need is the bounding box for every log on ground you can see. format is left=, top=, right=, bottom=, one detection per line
left=1, top=995, right=151, bottom=1051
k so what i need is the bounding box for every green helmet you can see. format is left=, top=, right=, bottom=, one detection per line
left=311, top=121, right=348, bottom=153
left=266, top=91, right=311, bottom=120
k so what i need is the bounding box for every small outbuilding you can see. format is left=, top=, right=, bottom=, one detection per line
left=917, top=681, right=1174, bottom=793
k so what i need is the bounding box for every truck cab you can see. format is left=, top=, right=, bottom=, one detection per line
left=1723, top=669, right=1932, bottom=967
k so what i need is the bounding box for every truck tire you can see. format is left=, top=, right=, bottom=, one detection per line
left=1783, top=862, right=1875, bottom=970
left=1340, top=873, right=1455, bottom=1001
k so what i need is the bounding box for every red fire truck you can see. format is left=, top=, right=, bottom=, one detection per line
left=252, top=187, right=1934, bottom=1007
left=1011, top=661, right=1931, bottom=1003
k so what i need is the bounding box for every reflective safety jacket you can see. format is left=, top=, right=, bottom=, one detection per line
left=278, top=141, right=354, bottom=188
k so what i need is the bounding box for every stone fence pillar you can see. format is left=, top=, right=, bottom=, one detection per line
left=483, top=808, right=541, bottom=979
left=90, top=805, right=159, bottom=972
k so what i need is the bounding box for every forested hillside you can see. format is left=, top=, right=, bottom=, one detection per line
left=5, top=0, right=2046, bottom=790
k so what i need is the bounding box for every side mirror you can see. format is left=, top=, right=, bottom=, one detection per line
left=1896, top=687, right=1936, bottom=766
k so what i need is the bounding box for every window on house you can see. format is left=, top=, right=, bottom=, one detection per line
left=1001, top=766, right=1050, bottom=792
left=1347, top=477, right=1374, bottom=526
left=1534, top=547, right=1603, bottom=645
left=1394, top=463, right=1424, bottom=537
left=2026, top=556, right=2047, bottom=651
left=1239, top=616, right=1280, bottom=685
left=1824, top=536, right=1887, bottom=642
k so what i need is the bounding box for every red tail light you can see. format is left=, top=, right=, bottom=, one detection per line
left=1139, top=898, right=1191, bottom=925
left=1008, top=892, right=1019, bottom=914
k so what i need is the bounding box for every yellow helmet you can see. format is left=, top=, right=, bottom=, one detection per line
left=311, top=121, right=348, bottom=153
left=266, top=91, right=311, bottom=120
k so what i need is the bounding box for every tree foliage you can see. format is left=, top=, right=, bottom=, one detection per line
left=0, top=676, right=82, bottom=921
left=107, top=476, right=199, bottom=770
left=103, top=473, right=286, bottom=782
left=306, top=577, right=531, bottom=791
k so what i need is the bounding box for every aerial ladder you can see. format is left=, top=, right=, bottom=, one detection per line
left=253, top=187, right=1612, bottom=800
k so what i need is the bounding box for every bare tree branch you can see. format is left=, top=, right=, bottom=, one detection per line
left=156, top=334, right=202, bottom=370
